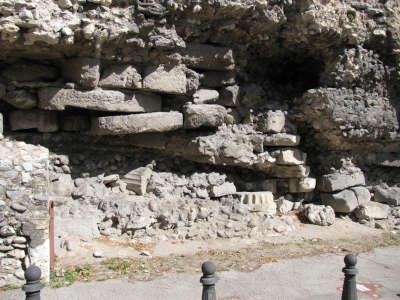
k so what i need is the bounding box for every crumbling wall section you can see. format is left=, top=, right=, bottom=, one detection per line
left=0, top=139, right=50, bottom=287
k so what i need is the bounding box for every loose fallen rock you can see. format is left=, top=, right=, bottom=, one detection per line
left=302, top=204, right=335, bottom=226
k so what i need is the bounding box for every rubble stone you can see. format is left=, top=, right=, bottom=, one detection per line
left=264, top=134, right=300, bottom=147
left=272, top=149, right=307, bottom=165
left=181, top=44, right=235, bottom=71
left=302, top=204, right=335, bottom=226
left=143, top=65, right=192, bottom=95
left=259, top=111, right=286, bottom=133
left=99, top=65, right=142, bottom=89
left=62, top=57, right=100, bottom=89
left=122, top=167, right=153, bottom=195
left=210, top=182, right=236, bottom=197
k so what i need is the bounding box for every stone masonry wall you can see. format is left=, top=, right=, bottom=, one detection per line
left=0, top=139, right=50, bottom=287
left=0, top=0, right=400, bottom=288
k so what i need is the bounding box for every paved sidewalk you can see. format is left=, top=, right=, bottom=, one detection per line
left=3, top=247, right=400, bottom=300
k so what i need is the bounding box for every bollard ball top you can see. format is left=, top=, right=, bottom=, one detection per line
left=344, top=254, right=357, bottom=267
left=25, top=265, right=42, bottom=282
left=201, top=261, right=216, bottom=275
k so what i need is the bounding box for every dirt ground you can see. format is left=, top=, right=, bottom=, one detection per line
left=51, top=217, right=400, bottom=287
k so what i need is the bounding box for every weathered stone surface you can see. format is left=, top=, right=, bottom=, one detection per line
left=92, top=112, right=183, bottom=135
left=276, top=197, right=294, bottom=214
left=38, top=88, right=161, bottom=113
left=50, top=174, right=74, bottom=197
left=319, top=171, right=365, bottom=192
left=218, top=85, right=239, bottom=107
left=193, top=89, right=219, bottom=104
left=122, top=167, right=152, bottom=195
left=4, top=90, right=37, bottom=109
left=99, top=65, right=142, bottom=89
left=60, top=115, right=90, bottom=131
left=296, top=88, right=399, bottom=150
left=236, top=191, right=276, bottom=215
left=184, top=103, right=229, bottom=129
left=272, top=149, right=307, bottom=165
left=373, top=184, right=400, bottom=206
left=143, top=64, right=194, bottom=95
left=181, top=44, right=235, bottom=71
left=351, top=186, right=371, bottom=205
left=9, top=110, right=58, bottom=132
left=1, top=62, right=58, bottom=82
left=210, top=182, right=236, bottom=197
left=62, top=57, right=100, bottom=89
left=302, top=204, right=335, bottom=226
left=289, top=177, right=316, bottom=193
left=264, top=134, right=300, bottom=147
left=355, top=202, right=390, bottom=220
left=259, top=110, right=286, bottom=133
left=321, top=187, right=369, bottom=213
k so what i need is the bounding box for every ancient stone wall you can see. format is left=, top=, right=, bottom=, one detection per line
left=0, top=140, right=50, bottom=287
left=0, top=0, right=400, bottom=288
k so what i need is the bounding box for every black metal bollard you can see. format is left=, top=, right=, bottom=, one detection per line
left=22, top=265, right=43, bottom=300
left=200, top=261, right=217, bottom=300
left=341, top=254, right=358, bottom=300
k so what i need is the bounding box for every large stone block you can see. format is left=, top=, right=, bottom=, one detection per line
left=182, top=44, right=235, bottom=71
left=143, top=65, right=188, bottom=95
left=321, top=189, right=358, bottom=213
left=184, top=103, right=229, bottom=129
left=9, top=110, right=58, bottom=132
left=321, top=186, right=370, bottom=213
left=99, top=65, right=142, bottom=89
left=289, top=177, right=316, bottom=193
left=270, top=164, right=310, bottom=178
left=1, top=62, right=58, bottom=82
left=92, top=111, right=183, bottom=135
left=62, top=57, right=100, bottom=89
left=4, top=90, right=37, bottom=109
left=355, top=201, right=389, bottom=220
left=272, top=149, right=307, bottom=165
left=264, top=133, right=300, bottom=146
left=38, top=88, right=161, bottom=113
left=319, top=171, right=365, bottom=192
left=373, top=184, right=400, bottom=206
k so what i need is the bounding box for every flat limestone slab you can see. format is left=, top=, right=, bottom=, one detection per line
left=319, top=171, right=365, bottom=192
left=38, top=88, right=161, bottom=113
left=92, top=112, right=183, bottom=135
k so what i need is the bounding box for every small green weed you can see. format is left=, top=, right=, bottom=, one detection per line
left=50, top=264, right=93, bottom=288
left=102, top=258, right=130, bottom=275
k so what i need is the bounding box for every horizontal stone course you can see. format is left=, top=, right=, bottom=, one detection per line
left=91, top=111, right=183, bottom=135
left=38, top=88, right=162, bottom=113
